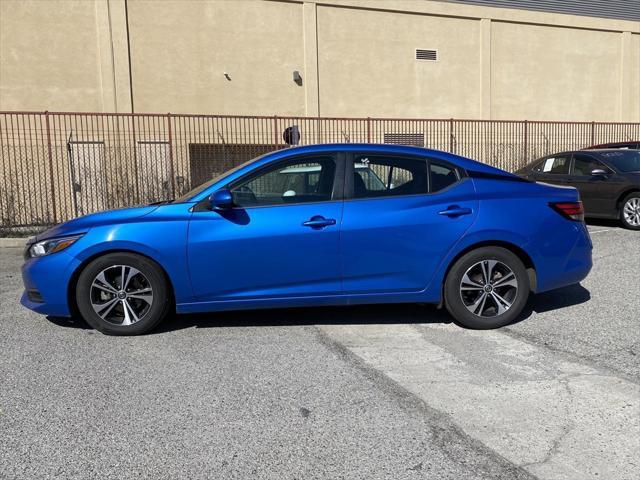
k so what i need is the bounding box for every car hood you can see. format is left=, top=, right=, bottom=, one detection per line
left=33, top=205, right=159, bottom=242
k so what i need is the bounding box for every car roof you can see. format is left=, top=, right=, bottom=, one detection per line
left=587, top=148, right=638, bottom=152
left=536, top=148, right=635, bottom=158
left=585, top=141, right=639, bottom=149
left=277, top=143, right=510, bottom=175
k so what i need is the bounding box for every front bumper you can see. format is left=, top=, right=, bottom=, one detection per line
left=21, top=250, right=82, bottom=317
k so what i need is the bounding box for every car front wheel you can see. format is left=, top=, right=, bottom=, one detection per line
left=444, top=247, right=530, bottom=329
left=620, top=193, right=640, bottom=230
left=75, top=252, right=171, bottom=335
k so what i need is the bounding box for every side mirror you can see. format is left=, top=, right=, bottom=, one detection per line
left=209, top=189, right=233, bottom=210
left=591, top=168, right=608, bottom=176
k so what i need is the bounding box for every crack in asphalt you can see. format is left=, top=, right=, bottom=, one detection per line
left=519, top=376, right=577, bottom=472
left=313, top=325, right=537, bottom=480
left=502, top=327, right=640, bottom=386
left=318, top=322, right=640, bottom=480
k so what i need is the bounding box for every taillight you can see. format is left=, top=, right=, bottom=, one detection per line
left=550, top=201, right=585, bottom=222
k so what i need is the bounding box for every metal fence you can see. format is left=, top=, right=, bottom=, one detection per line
left=1, top=111, right=639, bottom=233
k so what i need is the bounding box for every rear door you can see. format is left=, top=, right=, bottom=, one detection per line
left=339, top=152, right=478, bottom=294
left=530, top=154, right=572, bottom=186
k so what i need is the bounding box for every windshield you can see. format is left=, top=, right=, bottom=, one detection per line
left=599, top=150, right=640, bottom=173
left=172, top=153, right=268, bottom=203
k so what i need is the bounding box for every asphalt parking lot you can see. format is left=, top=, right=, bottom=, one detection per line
left=0, top=223, right=638, bottom=480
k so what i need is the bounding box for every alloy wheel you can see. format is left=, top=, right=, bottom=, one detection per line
left=90, top=265, right=154, bottom=326
left=623, top=198, right=640, bottom=227
left=459, top=259, right=518, bottom=318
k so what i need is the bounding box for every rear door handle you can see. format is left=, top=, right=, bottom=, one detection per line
left=438, top=206, right=472, bottom=217
left=302, top=215, right=336, bottom=229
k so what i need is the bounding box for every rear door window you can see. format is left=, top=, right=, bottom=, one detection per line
left=352, top=155, right=428, bottom=199
left=429, top=162, right=459, bottom=192
left=534, top=155, right=571, bottom=175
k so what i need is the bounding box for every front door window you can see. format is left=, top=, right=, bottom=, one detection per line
left=229, top=156, right=336, bottom=207
left=571, top=154, right=608, bottom=176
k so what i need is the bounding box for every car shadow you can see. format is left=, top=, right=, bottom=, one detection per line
left=46, top=315, right=93, bottom=330
left=46, top=284, right=591, bottom=334
left=585, top=218, right=620, bottom=228
left=154, top=302, right=453, bottom=333
left=510, top=283, right=591, bottom=326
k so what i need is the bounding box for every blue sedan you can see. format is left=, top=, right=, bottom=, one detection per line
left=21, top=144, right=593, bottom=335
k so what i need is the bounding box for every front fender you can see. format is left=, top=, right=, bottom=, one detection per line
left=67, top=222, right=193, bottom=304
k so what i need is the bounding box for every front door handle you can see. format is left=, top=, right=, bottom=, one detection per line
left=302, top=215, right=336, bottom=229
left=438, top=206, right=472, bottom=217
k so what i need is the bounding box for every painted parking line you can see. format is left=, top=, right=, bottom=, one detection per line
left=319, top=323, right=640, bottom=480
left=587, top=228, right=615, bottom=234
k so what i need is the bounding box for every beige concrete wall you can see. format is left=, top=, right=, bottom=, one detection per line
left=490, top=22, right=623, bottom=121
left=127, top=0, right=306, bottom=115
left=316, top=5, right=481, bottom=118
left=0, top=0, right=638, bottom=121
left=625, top=33, right=640, bottom=122
left=0, top=0, right=107, bottom=111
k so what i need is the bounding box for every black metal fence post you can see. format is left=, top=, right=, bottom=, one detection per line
left=44, top=111, right=57, bottom=224
left=167, top=113, right=176, bottom=198
left=523, top=120, right=528, bottom=166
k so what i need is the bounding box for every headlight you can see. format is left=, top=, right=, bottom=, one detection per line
left=28, top=235, right=83, bottom=258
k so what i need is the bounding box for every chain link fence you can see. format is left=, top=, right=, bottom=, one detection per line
left=1, top=111, right=638, bottom=234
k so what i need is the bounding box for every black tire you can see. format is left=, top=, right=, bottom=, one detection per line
left=444, top=247, right=530, bottom=329
left=75, top=252, right=171, bottom=335
left=619, top=192, right=640, bottom=230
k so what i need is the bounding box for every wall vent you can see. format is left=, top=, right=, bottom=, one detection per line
left=384, top=133, right=425, bottom=147
left=416, top=49, right=437, bottom=61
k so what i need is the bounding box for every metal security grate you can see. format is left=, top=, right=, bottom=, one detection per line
left=384, top=133, right=425, bottom=147
left=1, top=111, right=638, bottom=233
left=416, top=49, right=437, bottom=61
left=439, top=0, right=640, bottom=22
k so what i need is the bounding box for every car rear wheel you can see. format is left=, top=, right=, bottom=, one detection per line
left=444, top=247, right=530, bottom=329
left=75, top=252, right=171, bottom=335
left=620, top=193, right=640, bottom=230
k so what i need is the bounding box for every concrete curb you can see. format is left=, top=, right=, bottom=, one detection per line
left=0, top=238, right=27, bottom=248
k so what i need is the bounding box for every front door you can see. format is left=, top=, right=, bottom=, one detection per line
left=187, top=153, right=344, bottom=302
left=568, top=153, right=618, bottom=216
left=340, top=153, right=478, bottom=294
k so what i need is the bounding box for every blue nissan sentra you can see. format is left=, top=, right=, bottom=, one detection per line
left=21, top=144, right=592, bottom=335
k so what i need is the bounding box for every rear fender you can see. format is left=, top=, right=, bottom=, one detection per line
left=424, top=229, right=531, bottom=301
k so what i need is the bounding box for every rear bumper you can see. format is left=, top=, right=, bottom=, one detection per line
left=531, top=222, right=592, bottom=293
